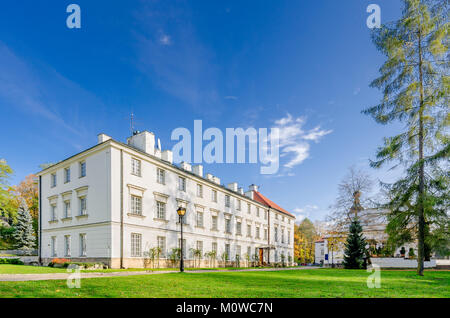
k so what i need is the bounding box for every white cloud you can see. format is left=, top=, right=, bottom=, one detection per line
left=270, top=113, right=332, bottom=170
left=159, top=34, right=172, bottom=45
left=292, top=205, right=320, bottom=223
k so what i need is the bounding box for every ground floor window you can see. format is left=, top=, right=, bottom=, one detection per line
left=131, top=233, right=142, bottom=257
left=79, top=233, right=86, bottom=256
left=157, top=236, right=166, bottom=257
left=51, top=236, right=57, bottom=257
left=64, top=235, right=71, bottom=257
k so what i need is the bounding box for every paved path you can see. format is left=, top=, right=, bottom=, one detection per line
left=0, top=266, right=319, bottom=282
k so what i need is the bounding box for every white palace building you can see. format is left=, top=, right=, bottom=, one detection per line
left=37, top=130, right=295, bottom=268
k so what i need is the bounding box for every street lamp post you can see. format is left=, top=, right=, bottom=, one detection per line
left=177, top=207, right=186, bottom=272
left=330, top=242, right=335, bottom=268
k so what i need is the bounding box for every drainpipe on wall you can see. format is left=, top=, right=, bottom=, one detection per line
left=38, top=175, right=42, bottom=265
left=267, top=207, right=271, bottom=265
left=120, top=149, right=124, bottom=269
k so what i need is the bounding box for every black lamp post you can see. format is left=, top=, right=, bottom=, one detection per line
left=177, top=207, right=186, bottom=272
left=330, top=242, right=335, bottom=268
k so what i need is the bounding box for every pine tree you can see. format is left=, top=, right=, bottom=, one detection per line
left=363, top=0, right=449, bottom=276
left=13, top=201, right=35, bottom=249
left=343, top=217, right=367, bottom=269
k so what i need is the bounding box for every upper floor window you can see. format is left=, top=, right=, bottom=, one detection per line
left=256, top=208, right=260, bottom=217
left=157, top=168, right=165, bottom=184
left=211, top=189, right=217, bottom=202
left=265, top=210, right=268, bottom=220
left=51, top=173, right=57, bottom=188
left=237, top=200, right=241, bottom=211
left=131, top=158, right=141, bottom=176
left=211, top=215, right=218, bottom=230
left=281, top=229, right=285, bottom=244
left=79, top=161, right=86, bottom=178
left=197, top=184, right=203, bottom=198
left=275, top=213, right=278, bottom=220
left=156, top=201, right=166, bottom=220
left=50, top=204, right=57, bottom=221
left=63, top=200, right=71, bottom=218
left=196, top=211, right=204, bottom=227
left=225, top=219, right=231, bottom=233
left=130, top=195, right=142, bottom=216
left=178, top=176, right=186, bottom=192
left=236, top=221, right=242, bottom=235
left=256, top=226, right=260, bottom=239
left=225, top=195, right=231, bottom=207
left=274, top=227, right=278, bottom=242
left=288, top=231, right=291, bottom=244
left=264, top=228, right=268, bottom=240
left=247, top=203, right=251, bottom=214
left=247, top=224, right=252, bottom=237
left=79, top=197, right=87, bottom=215
left=64, top=168, right=70, bottom=183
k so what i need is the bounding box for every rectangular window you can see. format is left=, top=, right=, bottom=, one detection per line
left=131, top=233, right=142, bottom=257
left=212, top=242, right=217, bottom=253
left=211, top=215, right=218, bottom=230
left=51, top=204, right=57, bottom=221
left=225, top=244, right=230, bottom=258
left=196, top=241, right=203, bottom=255
left=79, top=161, right=86, bottom=178
left=225, top=195, right=230, bottom=207
left=247, top=246, right=251, bottom=258
left=247, top=224, right=252, bottom=237
left=157, top=236, right=166, bottom=258
left=197, top=184, right=203, bottom=198
left=211, top=190, right=217, bottom=202
left=196, top=211, right=204, bottom=227
left=256, top=208, right=260, bottom=217
left=236, top=221, right=242, bottom=235
left=79, top=197, right=87, bottom=215
left=237, top=200, right=241, bottom=211
left=178, top=176, right=186, bottom=192
left=274, top=227, right=278, bottom=242
left=225, top=219, right=231, bottom=233
left=64, top=235, right=71, bottom=257
left=282, top=229, right=285, bottom=244
left=157, top=168, right=165, bottom=184
left=131, top=158, right=141, bottom=176
left=236, top=245, right=241, bottom=259
left=51, top=236, right=57, bottom=257
left=265, top=210, right=268, bottom=220
left=264, top=228, right=268, bottom=240
left=256, top=226, right=260, bottom=239
left=156, top=201, right=166, bottom=219
left=64, top=201, right=71, bottom=218
left=282, top=216, right=285, bottom=222
left=288, top=231, right=291, bottom=244
left=131, top=195, right=142, bottom=216
left=275, top=213, right=278, bottom=220
left=64, top=168, right=70, bottom=183
left=51, top=173, right=56, bottom=188
left=247, top=203, right=251, bottom=214
left=79, top=234, right=86, bottom=257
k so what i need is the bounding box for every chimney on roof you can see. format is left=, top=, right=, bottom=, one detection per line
left=192, top=165, right=203, bottom=177
left=161, top=150, right=173, bottom=164
left=238, top=187, right=244, bottom=195
left=213, top=176, right=221, bottom=185
left=180, top=162, right=192, bottom=172
left=227, top=182, right=238, bottom=192
left=245, top=190, right=254, bottom=200
left=249, top=184, right=259, bottom=192
left=127, top=131, right=155, bottom=155
left=97, top=133, right=111, bottom=144
left=206, top=173, right=214, bottom=181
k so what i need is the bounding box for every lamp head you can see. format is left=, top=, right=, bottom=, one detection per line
left=177, top=207, right=186, bottom=216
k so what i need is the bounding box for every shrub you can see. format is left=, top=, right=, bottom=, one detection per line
left=48, top=258, right=71, bottom=267
left=0, top=258, right=24, bottom=265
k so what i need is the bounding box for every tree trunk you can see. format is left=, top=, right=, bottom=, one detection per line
left=417, top=29, right=425, bottom=276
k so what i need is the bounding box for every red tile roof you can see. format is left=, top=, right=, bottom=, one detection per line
left=252, top=191, right=294, bottom=218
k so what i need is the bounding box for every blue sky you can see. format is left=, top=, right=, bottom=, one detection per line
left=0, top=0, right=405, bottom=222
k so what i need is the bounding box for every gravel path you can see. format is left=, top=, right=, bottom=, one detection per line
left=0, top=266, right=319, bottom=282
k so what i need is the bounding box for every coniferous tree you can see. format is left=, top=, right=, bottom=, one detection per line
left=364, top=0, right=449, bottom=276
left=343, top=217, right=367, bottom=269
left=12, top=201, right=35, bottom=249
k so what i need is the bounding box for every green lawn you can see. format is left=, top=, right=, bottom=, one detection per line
left=0, top=264, right=274, bottom=274
left=0, top=267, right=449, bottom=298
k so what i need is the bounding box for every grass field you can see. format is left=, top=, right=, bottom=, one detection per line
left=0, top=266, right=449, bottom=298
